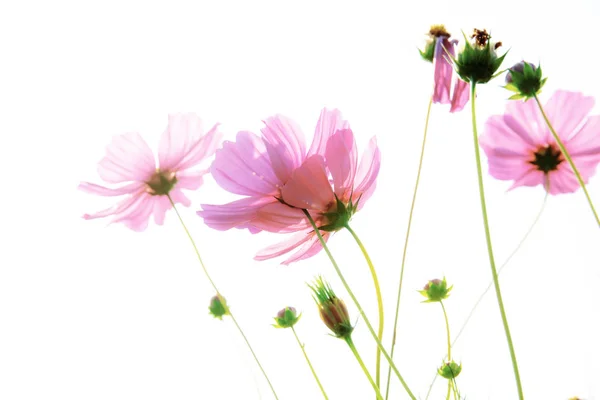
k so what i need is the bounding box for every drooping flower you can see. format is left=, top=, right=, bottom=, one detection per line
left=198, top=109, right=353, bottom=263
left=479, top=90, right=600, bottom=194
left=420, top=25, right=469, bottom=112
left=79, top=114, right=222, bottom=231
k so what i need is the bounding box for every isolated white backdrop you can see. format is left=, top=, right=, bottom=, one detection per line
left=2, top=1, right=600, bottom=399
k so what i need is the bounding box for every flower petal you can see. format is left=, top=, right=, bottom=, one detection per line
left=253, top=202, right=311, bottom=233
left=449, top=77, right=469, bottom=113
left=78, top=181, right=145, bottom=197
left=326, top=129, right=357, bottom=199
left=566, top=116, right=600, bottom=157
left=480, top=115, right=534, bottom=154
left=254, top=230, right=329, bottom=265
left=307, top=108, right=350, bottom=157
left=198, top=197, right=278, bottom=232
left=432, top=37, right=454, bottom=105
left=97, top=133, right=156, bottom=184
left=353, top=136, right=381, bottom=207
left=503, top=99, right=549, bottom=145
left=261, top=115, right=306, bottom=182
left=211, top=131, right=281, bottom=196
left=280, top=155, right=334, bottom=210
left=544, top=90, right=595, bottom=141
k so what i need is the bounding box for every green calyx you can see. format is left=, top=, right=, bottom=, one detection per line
left=208, top=294, right=229, bottom=320
left=273, top=307, right=302, bottom=329
left=318, top=194, right=361, bottom=232
left=308, top=276, right=354, bottom=339
left=419, top=277, right=453, bottom=303
left=438, top=360, right=462, bottom=380
left=454, top=30, right=507, bottom=84
left=504, top=61, right=547, bottom=100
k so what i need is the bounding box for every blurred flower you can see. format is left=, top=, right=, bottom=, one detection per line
left=420, top=25, right=469, bottom=112
left=273, top=307, right=301, bottom=328
left=504, top=61, right=547, bottom=100
left=209, top=294, right=229, bottom=320
left=454, top=28, right=507, bottom=85
left=79, top=114, right=222, bottom=231
left=438, top=361, right=462, bottom=379
left=419, top=277, right=452, bottom=302
left=308, top=276, right=353, bottom=339
left=480, top=90, right=600, bottom=194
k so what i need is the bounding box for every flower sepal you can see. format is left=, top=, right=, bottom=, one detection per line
left=273, top=307, right=302, bottom=329
left=504, top=61, right=547, bottom=100
left=453, top=29, right=508, bottom=84
left=419, top=277, right=453, bottom=303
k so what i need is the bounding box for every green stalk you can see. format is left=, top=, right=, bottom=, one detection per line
left=345, top=337, right=383, bottom=400
left=168, top=196, right=279, bottom=399
left=469, top=81, right=523, bottom=399
left=291, top=326, right=328, bottom=399
left=301, top=210, right=416, bottom=400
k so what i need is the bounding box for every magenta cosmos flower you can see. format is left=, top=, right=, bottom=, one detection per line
left=79, top=114, right=222, bottom=231
left=198, top=109, right=380, bottom=264
left=479, top=90, right=600, bottom=194
left=422, top=25, right=469, bottom=112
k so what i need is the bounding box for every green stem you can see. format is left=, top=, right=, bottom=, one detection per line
left=385, top=95, right=433, bottom=400
left=344, top=224, right=383, bottom=390
left=345, top=337, right=383, bottom=400
left=533, top=94, right=600, bottom=227
left=440, top=301, right=451, bottom=361
left=425, top=192, right=548, bottom=399
left=469, top=81, right=523, bottom=399
left=168, top=196, right=279, bottom=400
left=301, top=210, right=416, bottom=400
left=291, top=326, right=329, bottom=399
left=445, top=381, right=452, bottom=400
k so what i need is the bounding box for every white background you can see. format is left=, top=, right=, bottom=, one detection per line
left=2, top=1, right=600, bottom=399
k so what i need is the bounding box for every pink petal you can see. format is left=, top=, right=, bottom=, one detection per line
left=432, top=37, right=454, bottom=105
left=353, top=136, right=381, bottom=207
left=326, top=129, right=358, bottom=199
left=566, top=116, right=600, bottom=157
left=508, top=169, right=545, bottom=191
left=253, top=202, right=311, bottom=233
left=485, top=154, right=532, bottom=181
left=97, top=133, right=156, bottom=184
left=254, top=230, right=329, bottom=265
left=261, top=115, right=306, bottom=182
left=503, top=98, right=550, bottom=145
left=211, top=131, right=281, bottom=196
left=280, top=155, right=335, bottom=211
left=450, top=77, right=469, bottom=113
left=480, top=115, right=533, bottom=154
left=152, top=195, right=172, bottom=225
left=107, top=192, right=155, bottom=232
left=176, top=168, right=210, bottom=191
left=198, top=197, right=277, bottom=232
left=78, top=181, right=145, bottom=197
left=548, top=167, right=581, bottom=195
left=307, top=108, right=350, bottom=157
left=543, top=91, right=595, bottom=141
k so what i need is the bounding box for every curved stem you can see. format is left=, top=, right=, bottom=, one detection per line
left=533, top=94, right=600, bottom=227
left=344, top=223, right=383, bottom=390
left=469, top=81, right=523, bottom=399
left=385, top=95, right=433, bottom=400
left=301, top=210, right=416, bottom=399
left=291, top=327, right=329, bottom=399
left=440, top=301, right=451, bottom=361
left=425, top=192, right=548, bottom=399
left=345, top=337, right=383, bottom=400
left=168, top=196, right=279, bottom=400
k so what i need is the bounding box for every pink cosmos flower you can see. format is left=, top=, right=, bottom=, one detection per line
left=427, top=26, right=470, bottom=112
left=479, top=90, right=600, bottom=194
left=198, top=109, right=380, bottom=264
left=198, top=108, right=348, bottom=235
left=255, top=129, right=380, bottom=264
left=79, top=114, right=222, bottom=231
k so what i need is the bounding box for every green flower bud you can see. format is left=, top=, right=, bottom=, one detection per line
left=273, top=307, right=301, bottom=329
left=454, top=28, right=507, bottom=84
left=438, top=360, right=462, bottom=379
left=308, top=276, right=354, bottom=339
left=504, top=61, right=547, bottom=100
left=208, top=294, right=229, bottom=320
left=419, top=277, right=453, bottom=303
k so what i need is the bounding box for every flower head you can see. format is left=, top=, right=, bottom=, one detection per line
left=419, top=277, right=453, bottom=303
left=504, top=61, right=547, bottom=100
left=420, top=25, right=469, bottom=112
left=79, top=114, right=222, bottom=231
left=438, top=361, right=462, bottom=379
left=198, top=109, right=379, bottom=265
left=454, top=28, right=507, bottom=85
left=308, top=276, right=353, bottom=339
left=480, top=90, right=600, bottom=194
left=209, top=294, right=229, bottom=320
left=273, top=307, right=301, bottom=329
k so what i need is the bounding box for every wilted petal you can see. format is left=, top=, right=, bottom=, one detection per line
left=280, top=155, right=335, bottom=210
left=97, top=133, right=156, bottom=184
left=432, top=37, right=454, bottom=105
left=307, top=108, right=350, bottom=157
left=450, top=78, right=469, bottom=113
left=326, top=129, right=357, bottom=199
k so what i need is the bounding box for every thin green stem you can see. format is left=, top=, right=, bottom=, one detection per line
left=440, top=301, right=451, bottom=360
left=425, top=192, right=548, bottom=399
left=168, top=196, right=279, bottom=400
left=385, top=95, right=433, bottom=400
left=344, top=224, right=383, bottom=390
left=291, top=326, right=329, bottom=399
left=345, top=337, right=383, bottom=400
left=301, top=210, right=416, bottom=400
left=469, top=81, right=523, bottom=399
left=445, top=381, right=452, bottom=400
left=533, top=94, right=600, bottom=227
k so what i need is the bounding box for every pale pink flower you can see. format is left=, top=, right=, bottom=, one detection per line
left=253, top=129, right=380, bottom=264
left=79, top=114, right=222, bottom=231
left=479, top=90, right=600, bottom=194
left=198, top=109, right=348, bottom=235
left=430, top=27, right=470, bottom=112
